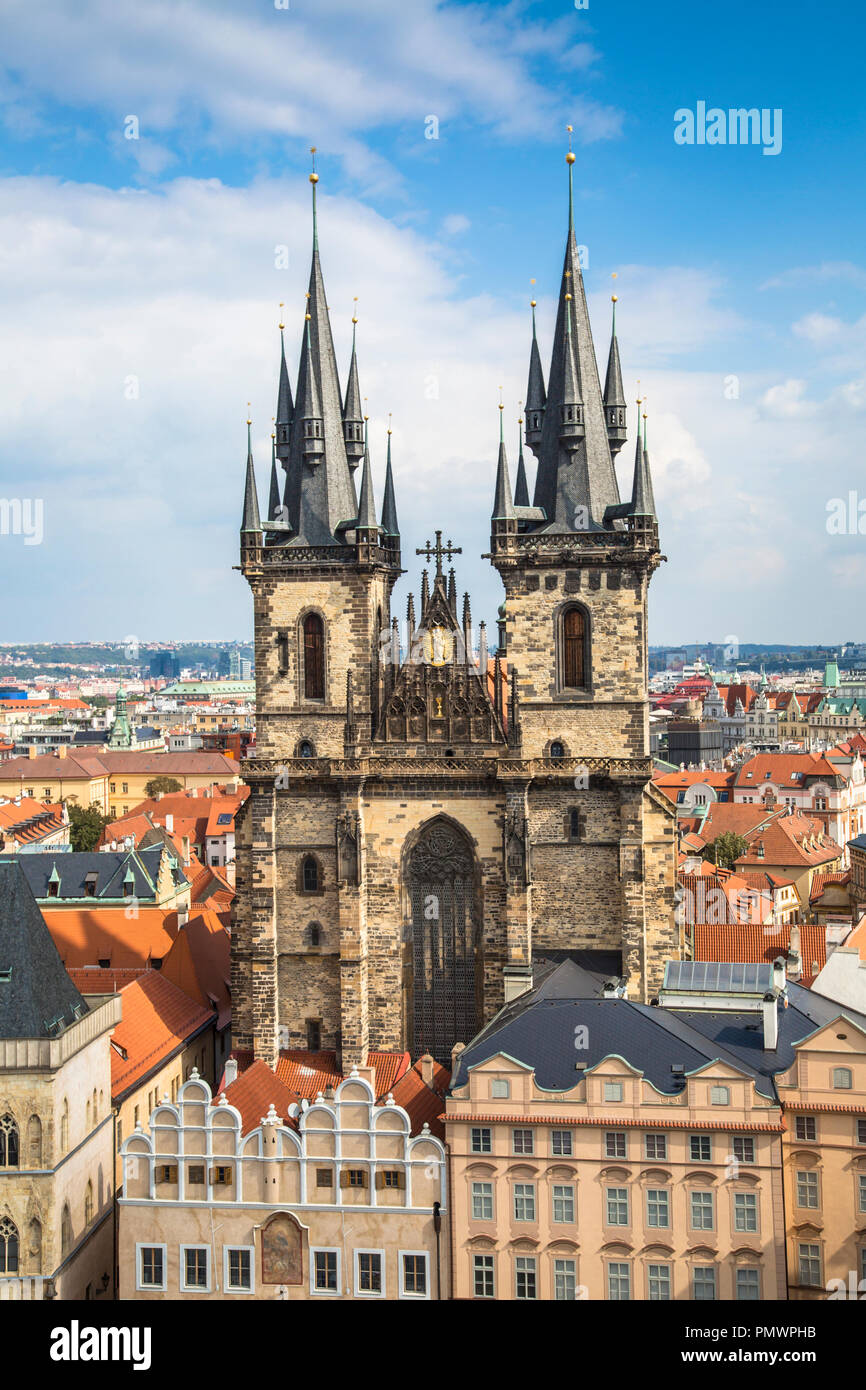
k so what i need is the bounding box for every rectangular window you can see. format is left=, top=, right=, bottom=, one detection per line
left=552, top=1184, right=575, bottom=1224
left=402, top=1253, right=427, bottom=1297
left=554, top=1258, right=576, bottom=1301
left=606, top=1187, right=629, bottom=1226
left=183, top=1247, right=209, bottom=1291
left=513, top=1183, right=536, bottom=1222
left=188, top=1164, right=205, bottom=1185
left=645, top=1132, right=667, bottom=1160
left=490, top=1078, right=509, bottom=1099
left=605, top=1131, right=626, bottom=1159
left=316, top=1168, right=333, bottom=1188
left=859, top=1175, right=866, bottom=1214
left=690, top=1134, right=711, bottom=1162
left=156, top=1164, right=177, bottom=1184
left=512, top=1128, right=534, bottom=1155
left=736, top=1267, right=761, bottom=1301
left=515, top=1256, right=536, bottom=1300
left=607, top=1262, right=630, bottom=1301
left=648, top=1263, right=671, bottom=1300
left=356, top=1251, right=383, bottom=1296
left=798, top=1243, right=821, bottom=1287
left=340, top=1168, right=367, bottom=1189
left=471, top=1127, right=492, bottom=1154
left=693, top=1266, right=717, bottom=1301
left=857, top=1119, right=866, bottom=1145
left=646, top=1188, right=670, bottom=1228
left=471, top=1182, right=494, bottom=1221
left=603, top=1082, right=623, bottom=1102
left=210, top=1165, right=232, bottom=1186
left=379, top=1170, right=403, bottom=1190
left=313, top=1250, right=339, bottom=1293
left=734, top=1192, right=758, bottom=1233
left=226, top=1248, right=252, bottom=1292
left=690, top=1191, right=714, bottom=1230
left=139, top=1246, right=165, bottom=1290
left=732, top=1136, right=755, bottom=1164
left=551, top=1129, right=573, bottom=1156
left=796, top=1171, right=819, bottom=1209
left=795, top=1116, right=817, bottom=1141
left=473, top=1254, right=494, bottom=1298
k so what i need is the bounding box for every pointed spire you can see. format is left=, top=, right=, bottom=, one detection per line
left=492, top=395, right=516, bottom=521
left=241, top=412, right=262, bottom=533
left=421, top=569, right=430, bottom=611
left=407, top=591, right=416, bottom=644
left=447, top=567, right=457, bottom=614
left=514, top=411, right=530, bottom=507
left=356, top=416, right=379, bottom=532
left=343, top=299, right=365, bottom=466
left=462, top=592, right=471, bottom=631
left=298, top=311, right=324, bottom=460
left=268, top=429, right=281, bottom=521
left=275, top=305, right=293, bottom=462
left=559, top=286, right=584, bottom=442
left=566, top=124, right=576, bottom=233
left=629, top=396, right=656, bottom=519
left=525, top=284, right=546, bottom=449
left=493, top=652, right=504, bottom=723
left=603, top=276, right=627, bottom=457
left=381, top=419, right=399, bottom=537
left=478, top=620, right=488, bottom=674
left=310, top=146, right=319, bottom=252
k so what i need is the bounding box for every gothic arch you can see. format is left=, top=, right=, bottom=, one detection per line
left=297, top=608, right=327, bottom=703
left=554, top=600, right=592, bottom=694
left=401, top=816, right=482, bottom=1062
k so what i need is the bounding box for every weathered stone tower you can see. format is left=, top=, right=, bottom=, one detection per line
left=231, top=148, right=678, bottom=1070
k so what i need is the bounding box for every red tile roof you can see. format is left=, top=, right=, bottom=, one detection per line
left=810, top=871, right=851, bottom=903
left=161, top=909, right=231, bottom=1029
left=388, top=1058, right=451, bottom=1138
left=0, top=798, right=65, bottom=846
left=111, top=971, right=215, bottom=1100
left=736, top=814, right=843, bottom=871
left=43, top=906, right=181, bottom=969
left=693, top=921, right=829, bottom=986
left=220, top=1061, right=301, bottom=1134
left=697, top=802, right=781, bottom=842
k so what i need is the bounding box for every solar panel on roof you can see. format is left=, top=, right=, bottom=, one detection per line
left=664, top=960, right=772, bottom=993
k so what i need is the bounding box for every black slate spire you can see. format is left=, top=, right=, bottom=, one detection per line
left=514, top=416, right=530, bottom=508
left=241, top=417, right=261, bottom=533
left=275, top=309, right=293, bottom=463
left=603, top=288, right=628, bottom=457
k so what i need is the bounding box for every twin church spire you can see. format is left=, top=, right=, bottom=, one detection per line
left=240, top=153, right=400, bottom=562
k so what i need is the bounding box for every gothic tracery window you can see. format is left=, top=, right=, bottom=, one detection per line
left=302, top=856, right=320, bottom=893
left=0, top=1114, right=18, bottom=1167
left=0, top=1217, right=19, bottom=1274
left=407, top=821, right=479, bottom=1062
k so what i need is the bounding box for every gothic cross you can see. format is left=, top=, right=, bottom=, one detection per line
left=416, top=529, right=461, bottom=578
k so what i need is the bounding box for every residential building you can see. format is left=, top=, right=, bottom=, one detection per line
left=0, top=798, right=68, bottom=854
left=8, top=844, right=191, bottom=912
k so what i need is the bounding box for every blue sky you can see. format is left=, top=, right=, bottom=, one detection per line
left=0, top=0, right=864, bottom=646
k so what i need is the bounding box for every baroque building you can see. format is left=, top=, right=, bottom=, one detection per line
left=232, top=148, right=678, bottom=1069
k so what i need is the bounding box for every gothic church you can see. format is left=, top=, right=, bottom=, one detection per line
left=232, top=149, right=678, bottom=1068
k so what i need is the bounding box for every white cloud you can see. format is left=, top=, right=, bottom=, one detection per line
left=757, top=379, right=817, bottom=419
left=760, top=261, right=866, bottom=291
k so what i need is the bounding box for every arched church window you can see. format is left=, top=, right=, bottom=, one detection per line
left=562, top=607, right=587, bottom=689
left=307, top=922, right=321, bottom=947
left=302, top=856, right=320, bottom=893
left=27, top=1114, right=42, bottom=1167
left=0, top=1217, right=19, bottom=1274
left=550, top=741, right=565, bottom=761
left=298, top=740, right=315, bottom=759
left=568, top=808, right=582, bottom=840
left=0, top=1113, right=18, bottom=1167
left=303, top=614, right=325, bottom=700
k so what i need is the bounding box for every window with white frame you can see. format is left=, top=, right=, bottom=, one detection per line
left=710, top=1085, right=730, bottom=1106
left=692, top=1265, right=717, bottom=1300
left=311, top=1248, right=340, bottom=1294
left=224, top=1247, right=253, bottom=1293
left=471, top=1127, right=492, bottom=1154
left=690, top=1190, right=714, bottom=1230
left=606, top=1187, right=629, bottom=1226
left=552, top=1184, right=575, bottom=1224
left=796, top=1170, right=819, bottom=1208
left=473, top=1253, right=494, bottom=1298
left=471, top=1182, right=494, bottom=1221
left=644, top=1132, right=667, bottom=1160
left=607, top=1261, right=630, bottom=1300
left=605, top=1131, right=626, bottom=1159
left=490, top=1078, right=509, bottom=1099
left=859, top=1175, right=866, bottom=1214
left=355, top=1249, right=384, bottom=1296
left=515, top=1256, right=536, bottom=1300
left=647, top=1263, right=671, bottom=1300
left=137, top=1244, right=166, bottom=1291
left=646, top=1188, right=670, bottom=1228
left=833, top=1067, right=853, bottom=1090
left=512, top=1128, right=533, bottom=1155
left=732, top=1136, right=755, bottom=1163
left=690, top=1134, right=711, bottom=1161
left=603, top=1082, right=623, bottom=1102
left=551, top=1129, right=573, bottom=1156
left=733, top=1192, right=758, bottom=1233
left=736, top=1266, right=761, bottom=1300
left=798, top=1243, right=822, bottom=1287
left=513, top=1183, right=536, bottom=1222
left=401, top=1252, right=428, bottom=1298
left=857, top=1118, right=866, bottom=1145
left=553, top=1258, right=576, bottom=1300
left=795, top=1116, right=816, bottom=1141
left=181, top=1245, right=210, bottom=1292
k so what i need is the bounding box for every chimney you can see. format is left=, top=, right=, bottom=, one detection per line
left=224, top=1057, right=238, bottom=1086
left=762, top=991, right=779, bottom=1050
left=181, top=834, right=190, bottom=866
left=420, top=1053, right=435, bottom=1088
left=772, top=956, right=786, bottom=995
left=164, top=813, right=173, bottom=833
left=56, top=745, right=66, bottom=759
left=177, top=906, right=189, bottom=929
left=28, top=745, right=38, bottom=759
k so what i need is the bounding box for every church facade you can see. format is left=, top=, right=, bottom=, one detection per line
left=231, top=152, right=678, bottom=1069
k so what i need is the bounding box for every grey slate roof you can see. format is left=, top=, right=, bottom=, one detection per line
left=513, top=426, right=530, bottom=508
left=7, top=843, right=180, bottom=902
left=380, top=431, right=399, bottom=537
left=240, top=423, right=261, bottom=533
left=491, top=428, right=516, bottom=521
left=356, top=435, right=379, bottom=530
left=0, top=858, right=89, bottom=1039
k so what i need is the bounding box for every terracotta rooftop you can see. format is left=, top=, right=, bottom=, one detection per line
left=111, top=970, right=215, bottom=1100
left=693, top=921, right=828, bottom=986
left=42, top=906, right=180, bottom=969
left=220, top=1060, right=301, bottom=1135
left=161, top=908, right=231, bottom=1029
left=388, top=1057, right=451, bottom=1138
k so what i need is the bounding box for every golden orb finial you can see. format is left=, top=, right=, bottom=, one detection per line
left=309, top=146, right=319, bottom=183
left=278, top=300, right=285, bottom=329
left=246, top=400, right=251, bottom=426
left=305, top=312, right=311, bottom=321
left=566, top=124, right=576, bottom=164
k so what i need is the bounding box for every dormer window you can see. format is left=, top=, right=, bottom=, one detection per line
left=47, top=880, right=59, bottom=898
left=84, top=872, right=98, bottom=898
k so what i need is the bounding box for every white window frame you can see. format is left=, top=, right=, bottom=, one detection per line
left=223, top=1244, right=255, bottom=1295
left=551, top=1128, right=573, bottom=1156
left=603, top=1082, right=623, bottom=1102
left=136, top=1242, right=167, bottom=1292
left=471, top=1181, right=494, bottom=1221
left=179, top=1243, right=211, bottom=1294
left=354, top=1247, right=386, bottom=1298
left=552, top=1183, right=575, bottom=1224
left=490, top=1078, right=510, bottom=1099
left=310, top=1246, right=341, bottom=1296
left=399, top=1249, right=430, bottom=1300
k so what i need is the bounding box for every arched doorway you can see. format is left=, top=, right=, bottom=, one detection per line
left=404, top=819, right=481, bottom=1062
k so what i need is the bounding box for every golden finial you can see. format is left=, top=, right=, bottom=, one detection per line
left=352, top=295, right=358, bottom=325
left=305, top=312, right=311, bottom=321
left=279, top=300, right=285, bottom=329
left=271, top=414, right=275, bottom=441
left=565, top=292, right=572, bottom=301
left=498, top=385, right=504, bottom=411
left=518, top=397, right=524, bottom=426
left=363, top=395, right=369, bottom=422
left=611, top=271, right=618, bottom=304
left=246, top=401, right=251, bottom=426
left=309, top=146, right=319, bottom=183
left=530, top=277, right=537, bottom=308
left=566, top=124, right=576, bottom=165
left=387, top=411, right=392, bottom=436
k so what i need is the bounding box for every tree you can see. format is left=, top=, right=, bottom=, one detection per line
left=144, top=776, right=183, bottom=799
left=67, top=803, right=110, bottom=853
left=702, top=831, right=749, bottom=870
